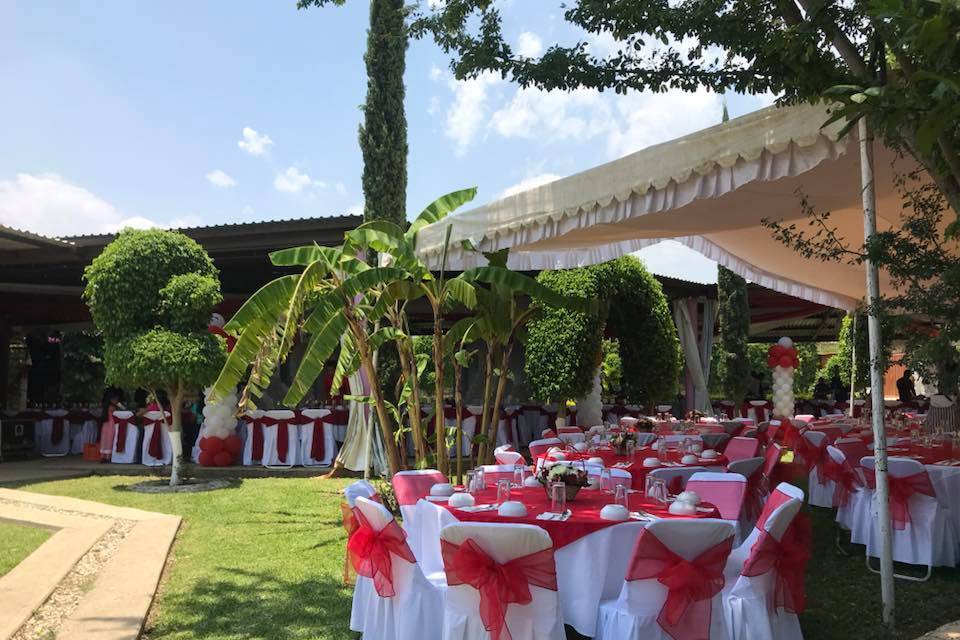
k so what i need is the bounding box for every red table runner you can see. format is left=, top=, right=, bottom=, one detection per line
left=441, top=486, right=718, bottom=548
left=538, top=447, right=728, bottom=490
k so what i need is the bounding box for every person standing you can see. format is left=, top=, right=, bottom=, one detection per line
left=897, top=369, right=917, bottom=404
left=98, top=388, right=125, bottom=462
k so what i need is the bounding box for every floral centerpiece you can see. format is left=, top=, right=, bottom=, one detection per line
left=636, top=417, right=656, bottom=432
left=609, top=430, right=637, bottom=455
left=537, top=463, right=589, bottom=500
left=685, top=410, right=706, bottom=423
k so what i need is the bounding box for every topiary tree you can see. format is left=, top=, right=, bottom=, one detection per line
left=717, top=267, right=751, bottom=405
left=526, top=256, right=680, bottom=410
left=84, top=229, right=226, bottom=486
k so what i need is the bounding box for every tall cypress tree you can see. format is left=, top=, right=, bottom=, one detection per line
left=717, top=266, right=751, bottom=404
left=298, top=0, right=408, bottom=226
left=359, top=0, right=407, bottom=225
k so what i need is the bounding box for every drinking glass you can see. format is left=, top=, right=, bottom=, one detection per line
left=657, top=438, right=668, bottom=461
left=625, top=440, right=636, bottom=459
left=600, top=468, right=613, bottom=493
left=496, top=479, right=511, bottom=505
left=645, top=476, right=668, bottom=504
left=614, top=484, right=629, bottom=509
left=476, top=467, right=486, bottom=490
left=513, top=464, right=525, bottom=487
left=465, top=470, right=478, bottom=496
left=550, top=481, right=567, bottom=515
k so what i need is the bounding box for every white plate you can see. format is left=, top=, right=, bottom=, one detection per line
left=425, top=495, right=449, bottom=502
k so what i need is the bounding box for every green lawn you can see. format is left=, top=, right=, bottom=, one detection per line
left=0, top=520, right=51, bottom=576
left=17, top=475, right=960, bottom=640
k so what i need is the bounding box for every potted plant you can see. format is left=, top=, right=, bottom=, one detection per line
left=537, top=463, right=589, bottom=500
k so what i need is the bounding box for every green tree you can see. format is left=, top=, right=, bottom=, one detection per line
left=299, top=0, right=407, bottom=226
left=83, top=229, right=226, bottom=486
left=413, top=1, right=960, bottom=218
left=794, top=342, right=821, bottom=398
left=717, top=267, right=751, bottom=404
left=60, top=332, right=105, bottom=404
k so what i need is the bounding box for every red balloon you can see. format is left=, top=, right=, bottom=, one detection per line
left=767, top=356, right=779, bottom=368
left=779, top=354, right=794, bottom=368
left=792, top=356, right=801, bottom=368
left=200, top=437, right=224, bottom=454
left=198, top=451, right=216, bottom=466
left=214, top=450, right=232, bottom=467
left=224, top=434, right=242, bottom=456
left=785, top=346, right=798, bottom=358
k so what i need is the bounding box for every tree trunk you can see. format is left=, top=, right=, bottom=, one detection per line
left=486, top=343, right=514, bottom=465
left=397, top=338, right=427, bottom=464
left=475, top=344, right=496, bottom=464
left=432, top=320, right=449, bottom=476
left=454, top=362, right=464, bottom=484
left=354, top=330, right=402, bottom=477
left=169, top=382, right=184, bottom=487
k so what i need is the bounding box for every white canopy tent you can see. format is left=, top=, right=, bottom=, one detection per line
left=416, top=103, right=949, bottom=311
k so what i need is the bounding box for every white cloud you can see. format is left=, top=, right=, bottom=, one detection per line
left=346, top=203, right=364, bottom=216
left=516, top=31, right=543, bottom=58
left=0, top=173, right=198, bottom=236
left=498, top=172, right=562, bottom=199
left=238, top=127, right=273, bottom=156
left=335, top=182, right=347, bottom=195
left=634, top=241, right=718, bottom=284
left=445, top=72, right=502, bottom=156
left=273, top=166, right=326, bottom=193
left=205, top=169, right=237, bottom=188
left=429, top=65, right=443, bottom=81
left=604, top=88, right=722, bottom=158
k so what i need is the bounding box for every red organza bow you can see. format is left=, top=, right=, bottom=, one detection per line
left=441, top=538, right=557, bottom=640
left=47, top=414, right=66, bottom=446
left=113, top=416, right=133, bottom=453
left=301, top=415, right=331, bottom=462
left=780, top=422, right=801, bottom=448
left=341, top=503, right=359, bottom=584
left=142, top=416, right=166, bottom=459
left=864, top=469, right=936, bottom=530
left=242, top=416, right=264, bottom=461
left=347, top=509, right=415, bottom=597
left=819, top=457, right=860, bottom=507
left=743, top=469, right=766, bottom=522
left=259, top=416, right=290, bottom=463
left=794, top=438, right=827, bottom=479
left=626, top=529, right=733, bottom=640
left=742, top=512, right=812, bottom=613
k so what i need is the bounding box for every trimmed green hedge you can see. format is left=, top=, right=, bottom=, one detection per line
left=525, top=256, right=680, bottom=407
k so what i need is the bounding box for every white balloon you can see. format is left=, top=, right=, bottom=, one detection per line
left=202, top=405, right=216, bottom=419
left=205, top=415, right=223, bottom=430
left=778, top=337, right=794, bottom=348
left=216, top=428, right=231, bottom=439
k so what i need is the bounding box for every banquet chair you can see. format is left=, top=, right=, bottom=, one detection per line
left=800, top=430, right=833, bottom=508
left=833, top=438, right=869, bottom=470
left=557, top=427, right=585, bottom=445
left=110, top=410, right=140, bottom=464
left=595, top=518, right=736, bottom=640
left=440, top=522, right=564, bottom=640
left=349, top=496, right=443, bottom=640
left=494, top=449, right=526, bottom=466
left=344, top=479, right=379, bottom=506
left=37, top=409, right=71, bottom=456
left=760, top=443, right=782, bottom=484
left=686, top=472, right=748, bottom=537
left=528, top=437, right=563, bottom=460
left=298, top=408, right=336, bottom=466
left=723, top=483, right=806, bottom=640
left=721, top=421, right=745, bottom=437
left=794, top=414, right=816, bottom=424
left=634, top=432, right=658, bottom=447
left=827, top=446, right=869, bottom=537
left=727, top=457, right=765, bottom=533
left=648, top=466, right=708, bottom=495
left=724, top=437, right=760, bottom=462
left=494, top=443, right=514, bottom=455
left=859, top=457, right=958, bottom=578
left=585, top=466, right=632, bottom=490
left=261, top=409, right=300, bottom=468
left=141, top=410, right=173, bottom=466
left=68, top=410, right=100, bottom=455
left=746, top=400, right=770, bottom=424
left=240, top=409, right=265, bottom=466
left=479, top=464, right=520, bottom=484
left=701, top=432, right=730, bottom=452
left=392, top=469, right=447, bottom=560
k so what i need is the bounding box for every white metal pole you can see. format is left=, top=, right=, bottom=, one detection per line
left=859, top=118, right=895, bottom=625
left=850, top=312, right=857, bottom=417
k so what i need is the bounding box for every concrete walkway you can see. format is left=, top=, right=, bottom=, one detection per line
left=0, top=488, right=181, bottom=640
left=918, top=622, right=960, bottom=639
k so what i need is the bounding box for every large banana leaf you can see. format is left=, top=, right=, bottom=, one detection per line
left=444, top=277, right=477, bottom=310
left=406, top=187, right=478, bottom=242
left=270, top=244, right=341, bottom=268
left=277, top=258, right=333, bottom=362
left=465, top=266, right=596, bottom=313
left=209, top=319, right=273, bottom=403
left=224, top=275, right=299, bottom=333
left=283, top=310, right=349, bottom=405
left=330, top=334, right=360, bottom=397
left=338, top=267, right=409, bottom=300
left=344, top=219, right=406, bottom=256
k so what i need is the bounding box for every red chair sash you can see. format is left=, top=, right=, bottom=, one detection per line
left=819, top=457, right=860, bottom=507
left=112, top=416, right=134, bottom=453
left=743, top=469, right=766, bottom=521
left=794, top=437, right=827, bottom=479
left=626, top=528, right=733, bottom=640
left=863, top=469, right=936, bottom=530
left=742, top=512, right=812, bottom=613
left=142, top=416, right=166, bottom=459
left=259, top=416, right=291, bottom=463
left=242, top=416, right=265, bottom=460
left=300, top=415, right=333, bottom=461
left=46, top=414, right=66, bottom=446
left=341, top=503, right=359, bottom=584
left=347, top=509, right=415, bottom=597
left=441, top=538, right=557, bottom=640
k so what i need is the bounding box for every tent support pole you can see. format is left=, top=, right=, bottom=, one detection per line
left=849, top=312, right=857, bottom=416
left=859, top=117, right=895, bottom=627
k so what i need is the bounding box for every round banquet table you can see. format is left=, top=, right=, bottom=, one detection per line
left=411, top=485, right=719, bottom=636
left=538, top=446, right=728, bottom=490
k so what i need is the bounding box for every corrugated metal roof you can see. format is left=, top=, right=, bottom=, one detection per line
left=0, top=224, right=76, bottom=250
left=59, top=213, right=362, bottom=241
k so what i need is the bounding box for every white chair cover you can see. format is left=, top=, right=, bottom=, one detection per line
left=528, top=438, right=563, bottom=460
left=859, top=456, right=959, bottom=568
left=557, top=429, right=586, bottom=445
left=298, top=408, right=336, bottom=466
left=261, top=409, right=299, bottom=468
left=440, top=522, right=565, bottom=640
left=495, top=450, right=526, bottom=466
left=829, top=446, right=870, bottom=536
left=110, top=410, right=139, bottom=464
left=37, top=409, right=71, bottom=456
left=478, top=464, right=519, bottom=485
left=344, top=480, right=378, bottom=506
left=241, top=409, right=265, bottom=466
left=723, top=484, right=805, bottom=640
left=349, top=497, right=443, bottom=640
left=648, top=466, right=709, bottom=493
left=595, top=519, right=736, bottom=640
left=392, top=469, right=447, bottom=561
left=70, top=413, right=100, bottom=454
left=141, top=410, right=173, bottom=466
left=802, top=430, right=833, bottom=508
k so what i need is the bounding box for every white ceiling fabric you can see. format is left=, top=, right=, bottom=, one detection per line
left=416, top=103, right=941, bottom=311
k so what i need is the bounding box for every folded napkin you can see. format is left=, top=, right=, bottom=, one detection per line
left=456, top=504, right=498, bottom=512
left=536, top=510, right=571, bottom=521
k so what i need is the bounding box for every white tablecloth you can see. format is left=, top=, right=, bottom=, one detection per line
left=926, top=463, right=960, bottom=537
left=412, top=499, right=647, bottom=636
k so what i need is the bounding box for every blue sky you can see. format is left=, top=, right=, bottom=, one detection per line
left=0, top=1, right=774, bottom=282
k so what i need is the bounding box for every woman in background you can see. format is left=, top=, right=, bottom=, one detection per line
left=99, top=388, right=125, bottom=462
